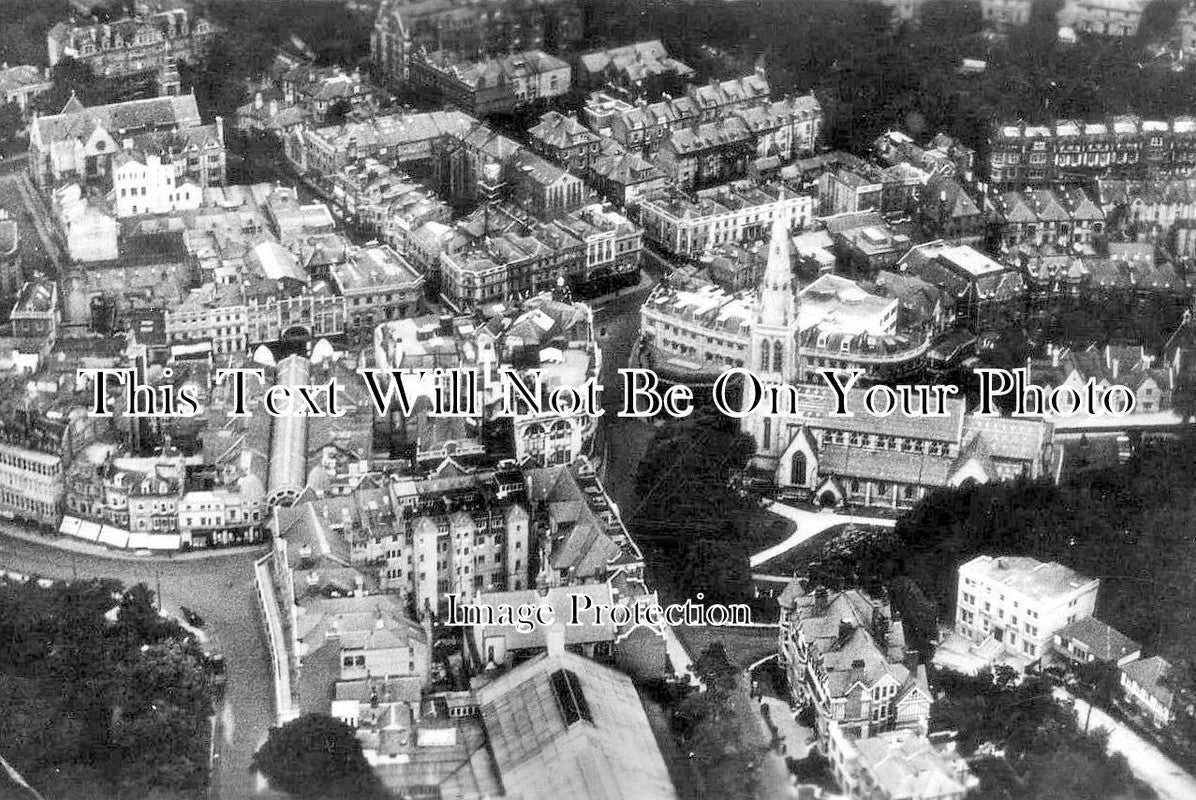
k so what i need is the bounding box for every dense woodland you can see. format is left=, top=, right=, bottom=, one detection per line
left=0, top=579, right=216, bottom=800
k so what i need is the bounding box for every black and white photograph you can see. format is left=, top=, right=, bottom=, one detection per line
left=0, top=0, right=1194, bottom=797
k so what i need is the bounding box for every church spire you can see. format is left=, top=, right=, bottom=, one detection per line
left=756, top=215, right=796, bottom=330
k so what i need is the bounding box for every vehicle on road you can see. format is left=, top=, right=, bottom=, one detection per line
left=180, top=606, right=205, bottom=627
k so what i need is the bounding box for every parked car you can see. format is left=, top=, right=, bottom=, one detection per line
left=180, top=606, right=204, bottom=628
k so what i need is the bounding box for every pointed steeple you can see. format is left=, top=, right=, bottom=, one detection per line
left=756, top=214, right=796, bottom=330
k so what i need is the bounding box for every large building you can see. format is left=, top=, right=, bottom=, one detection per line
left=29, top=93, right=225, bottom=191
left=638, top=181, right=814, bottom=257
left=330, top=245, right=425, bottom=335
left=989, top=116, right=1196, bottom=185
left=474, top=647, right=678, bottom=800
left=371, top=0, right=582, bottom=87
left=779, top=579, right=933, bottom=741
left=47, top=8, right=215, bottom=79
left=373, top=293, right=600, bottom=470
left=954, top=555, right=1100, bottom=668
left=407, top=49, right=571, bottom=116
left=639, top=220, right=933, bottom=385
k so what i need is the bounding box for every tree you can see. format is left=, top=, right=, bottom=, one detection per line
left=252, top=714, right=381, bottom=799
left=324, top=98, right=352, bottom=125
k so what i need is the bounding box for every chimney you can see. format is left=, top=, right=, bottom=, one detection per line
left=838, top=618, right=853, bottom=642
left=215, top=115, right=224, bottom=146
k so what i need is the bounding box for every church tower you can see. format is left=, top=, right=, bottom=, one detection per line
left=743, top=215, right=801, bottom=464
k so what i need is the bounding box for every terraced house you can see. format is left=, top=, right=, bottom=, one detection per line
left=989, top=116, right=1196, bottom=184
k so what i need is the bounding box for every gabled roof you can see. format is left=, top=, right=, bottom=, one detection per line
left=36, top=93, right=201, bottom=145
left=1120, top=656, right=1174, bottom=708
left=476, top=650, right=678, bottom=800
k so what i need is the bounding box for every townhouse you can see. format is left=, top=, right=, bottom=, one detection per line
left=989, top=116, right=1196, bottom=184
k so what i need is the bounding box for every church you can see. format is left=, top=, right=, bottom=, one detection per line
left=742, top=219, right=1059, bottom=510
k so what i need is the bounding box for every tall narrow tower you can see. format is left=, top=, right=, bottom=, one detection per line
left=744, top=215, right=800, bottom=462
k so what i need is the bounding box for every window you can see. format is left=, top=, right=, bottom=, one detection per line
left=550, top=669, right=592, bottom=725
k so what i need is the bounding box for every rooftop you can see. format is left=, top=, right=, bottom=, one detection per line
left=960, top=555, right=1098, bottom=602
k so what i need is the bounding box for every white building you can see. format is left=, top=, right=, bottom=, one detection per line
left=637, top=182, right=815, bottom=257
left=955, top=555, right=1099, bottom=667
left=112, top=150, right=203, bottom=218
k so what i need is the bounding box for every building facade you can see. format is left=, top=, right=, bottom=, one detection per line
left=955, top=555, right=1100, bottom=667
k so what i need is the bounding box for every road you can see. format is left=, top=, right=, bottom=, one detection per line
left=0, top=531, right=282, bottom=800
left=592, top=274, right=658, bottom=515
left=750, top=501, right=896, bottom=567
left=1054, top=688, right=1196, bottom=800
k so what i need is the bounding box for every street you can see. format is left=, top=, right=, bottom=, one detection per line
left=1054, top=688, right=1196, bottom=800
left=0, top=532, right=283, bottom=800
left=592, top=274, right=658, bottom=514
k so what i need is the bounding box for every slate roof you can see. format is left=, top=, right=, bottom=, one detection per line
left=1056, top=617, right=1141, bottom=663
left=35, top=93, right=201, bottom=144
left=476, top=650, right=678, bottom=800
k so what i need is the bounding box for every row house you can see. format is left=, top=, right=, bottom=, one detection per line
left=656, top=95, right=823, bottom=191
left=47, top=8, right=215, bottom=79
left=818, top=155, right=923, bottom=217
left=407, top=49, right=571, bottom=117
left=638, top=181, right=815, bottom=257
left=955, top=555, right=1099, bottom=668
left=988, top=186, right=1105, bottom=249
left=607, top=72, right=772, bottom=155
left=988, top=116, right=1196, bottom=185
left=778, top=580, right=933, bottom=741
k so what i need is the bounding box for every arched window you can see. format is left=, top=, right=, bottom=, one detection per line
left=772, top=340, right=783, bottom=373
left=759, top=339, right=771, bottom=371
left=791, top=453, right=807, bottom=485
left=762, top=418, right=771, bottom=445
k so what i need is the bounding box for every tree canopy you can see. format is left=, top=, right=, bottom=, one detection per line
left=251, top=713, right=382, bottom=799
left=0, top=579, right=214, bottom=800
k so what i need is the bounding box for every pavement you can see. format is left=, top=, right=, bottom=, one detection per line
left=0, top=528, right=281, bottom=800
left=750, top=502, right=896, bottom=568
left=1053, top=687, right=1196, bottom=800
